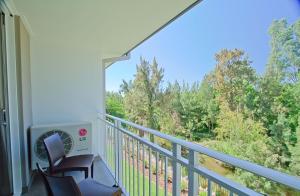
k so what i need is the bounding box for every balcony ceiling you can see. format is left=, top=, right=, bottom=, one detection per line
left=11, top=0, right=199, bottom=59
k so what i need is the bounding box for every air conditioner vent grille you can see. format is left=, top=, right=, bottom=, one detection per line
left=34, top=130, right=74, bottom=161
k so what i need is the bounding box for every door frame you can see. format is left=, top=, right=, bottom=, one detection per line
left=0, top=9, right=13, bottom=196
left=0, top=1, right=23, bottom=195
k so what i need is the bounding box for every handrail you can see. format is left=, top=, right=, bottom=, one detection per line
left=104, top=119, right=261, bottom=196
left=105, top=114, right=300, bottom=191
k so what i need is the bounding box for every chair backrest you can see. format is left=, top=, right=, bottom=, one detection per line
left=36, top=163, right=81, bottom=196
left=43, top=133, right=66, bottom=169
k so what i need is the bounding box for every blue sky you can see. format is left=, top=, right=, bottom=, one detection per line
left=106, top=0, right=300, bottom=92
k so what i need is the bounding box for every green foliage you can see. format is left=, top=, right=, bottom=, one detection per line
left=121, top=57, right=164, bottom=141
left=121, top=57, right=163, bottom=129
left=179, top=82, right=217, bottom=140
left=257, top=19, right=300, bottom=175
left=157, top=81, right=185, bottom=137
left=157, top=80, right=218, bottom=141
left=206, top=49, right=258, bottom=113
left=268, top=19, right=300, bottom=83
left=105, top=18, right=300, bottom=194
left=214, top=102, right=265, bottom=142
left=106, top=91, right=125, bottom=118
left=211, top=103, right=283, bottom=193
left=289, top=117, right=300, bottom=176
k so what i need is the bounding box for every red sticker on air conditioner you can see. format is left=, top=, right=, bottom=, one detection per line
left=79, top=128, right=87, bottom=136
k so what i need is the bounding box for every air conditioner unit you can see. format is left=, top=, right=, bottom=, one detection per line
left=30, top=122, right=92, bottom=170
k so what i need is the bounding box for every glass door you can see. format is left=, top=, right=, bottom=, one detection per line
left=0, top=11, right=13, bottom=196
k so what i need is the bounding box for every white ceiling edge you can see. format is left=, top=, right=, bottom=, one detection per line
left=3, top=0, right=34, bottom=36
left=2, top=0, right=17, bottom=15
left=9, top=0, right=201, bottom=67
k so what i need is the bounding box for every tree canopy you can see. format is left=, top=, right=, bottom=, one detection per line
left=106, top=19, right=300, bottom=194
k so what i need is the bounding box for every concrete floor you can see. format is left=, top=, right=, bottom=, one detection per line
left=23, top=159, right=117, bottom=196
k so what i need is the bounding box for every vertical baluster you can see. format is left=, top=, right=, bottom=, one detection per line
left=124, top=136, right=127, bottom=191
left=121, top=135, right=123, bottom=184
left=122, top=134, right=125, bottom=188
left=108, top=126, right=110, bottom=165
left=207, top=179, right=211, bottom=196
left=149, top=147, right=152, bottom=196
left=109, top=126, right=111, bottom=166
left=113, top=123, right=118, bottom=178
left=172, top=143, right=181, bottom=196
left=111, top=124, right=113, bottom=174
left=105, top=125, right=109, bottom=164
left=113, top=120, right=117, bottom=181
left=104, top=121, right=106, bottom=162
left=128, top=137, right=131, bottom=194
left=125, top=136, right=128, bottom=191
left=164, top=156, right=168, bottom=196
left=137, top=141, right=140, bottom=196
left=188, top=150, right=199, bottom=196
left=109, top=126, right=111, bottom=167
left=143, top=144, right=145, bottom=196
left=107, top=125, right=109, bottom=165
left=116, top=121, right=119, bottom=182
left=155, top=151, right=159, bottom=196
left=126, top=136, right=130, bottom=192
left=104, top=123, right=106, bottom=162
left=117, top=121, right=123, bottom=186
left=110, top=126, right=113, bottom=168
left=230, top=190, right=233, bottom=196
left=132, top=139, right=135, bottom=196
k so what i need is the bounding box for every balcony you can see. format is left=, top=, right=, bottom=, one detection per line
left=101, top=114, right=300, bottom=196
left=2, top=0, right=300, bottom=195
left=23, top=114, right=300, bottom=195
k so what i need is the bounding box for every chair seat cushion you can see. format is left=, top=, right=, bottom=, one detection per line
left=53, top=154, right=94, bottom=173
left=78, top=179, right=122, bottom=196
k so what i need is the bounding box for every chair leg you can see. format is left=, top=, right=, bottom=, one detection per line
left=91, top=163, right=94, bottom=178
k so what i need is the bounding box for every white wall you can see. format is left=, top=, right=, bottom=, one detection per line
left=2, top=1, right=109, bottom=193
left=1, top=2, right=107, bottom=193
left=30, top=36, right=105, bottom=156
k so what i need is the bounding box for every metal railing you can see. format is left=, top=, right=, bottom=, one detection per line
left=101, top=114, right=300, bottom=196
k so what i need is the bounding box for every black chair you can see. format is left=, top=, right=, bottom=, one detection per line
left=37, top=163, right=122, bottom=196
left=43, top=133, right=94, bottom=178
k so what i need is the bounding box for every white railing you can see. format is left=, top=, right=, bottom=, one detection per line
left=101, top=114, right=300, bottom=196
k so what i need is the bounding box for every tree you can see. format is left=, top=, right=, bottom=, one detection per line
left=158, top=81, right=185, bottom=138
left=214, top=102, right=265, bottom=142
left=206, top=49, right=258, bottom=113
left=179, top=82, right=217, bottom=140
left=106, top=19, right=300, bottom=195
left=258, top=19, right=300, bottom=170
left=121, top=57, right=164, bottom=141
left=198, top=77, right=219, bottom=134
left=106, top=91, right=125, bottom=118
left=159, top=81, right=218, bottom=141
left=289, top=117, right=300, bottom=176
left=267, top=19, right=300, bottom=83
left=212, top=102, right=283, bottom=194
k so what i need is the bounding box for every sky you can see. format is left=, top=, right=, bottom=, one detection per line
left=106, top=0, right=300, bottom=92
